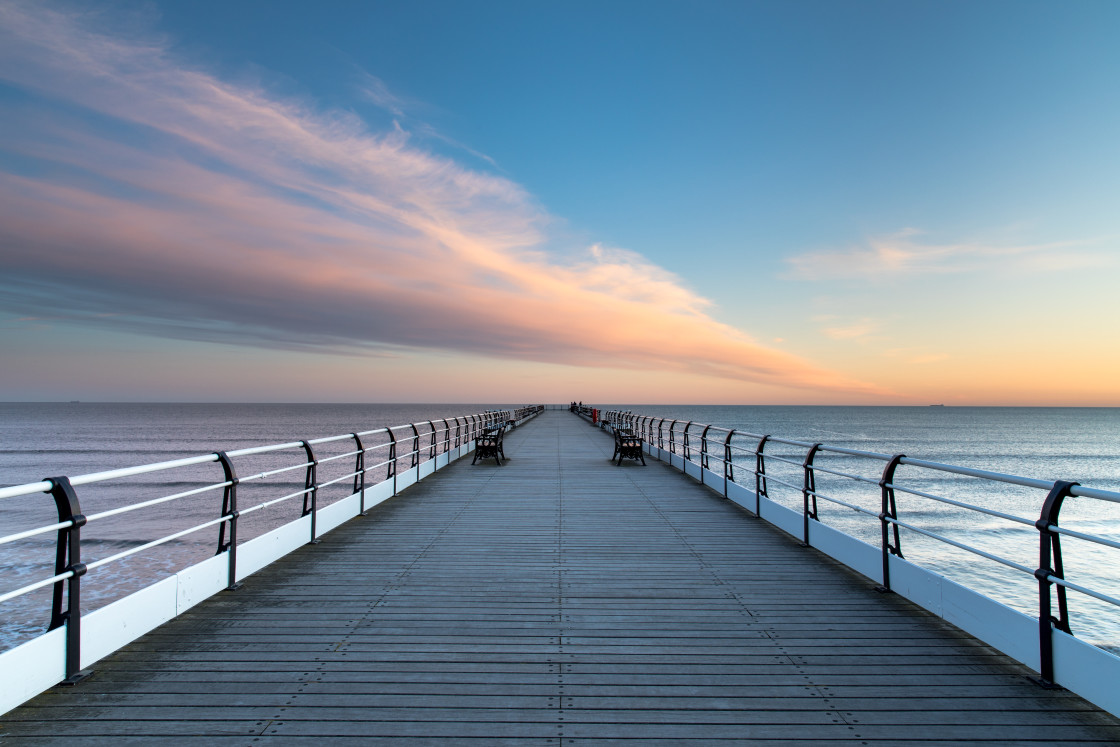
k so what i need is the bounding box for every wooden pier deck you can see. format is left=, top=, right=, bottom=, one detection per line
left=3, top=410, right=1119, bottom=744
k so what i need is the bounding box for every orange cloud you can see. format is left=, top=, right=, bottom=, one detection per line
left=0, top=2, right=887, bottom=399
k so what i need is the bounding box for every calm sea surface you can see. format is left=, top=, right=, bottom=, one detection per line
left=2, top=403, right=1119, bottom=653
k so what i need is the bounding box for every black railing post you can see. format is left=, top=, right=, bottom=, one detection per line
left=299, top=441, right=320, bottom=544
left=668, top=420, right=677, bottom=459
left=1035, top=480, right=1078, bottom=687
left=350, top=434, right=366, bottom=514
left=409, top=424, right=421, bottom=469
left=877, top=454, right=906, bottom=591
left=682, top=421, right=693, bottom=461
left=441, top=419, right=451, bottom=456
left=657, top=418, right=665, bottom=450
left=453, top=417, right=462, bottom=449
left=754, top=435, right=770, bottom=516
left=699, top=425, right=711, bottom=483
left=46, top=476, right=90, bottom=684
left=723, top=429, right=736, bottom=498
left=214, top=452, right=241, bottom=589
left=801, top=444, right=822, bottom=546
left=386, top=430, right=398, bottom=495
left=427, top=420, right=437, bottom=460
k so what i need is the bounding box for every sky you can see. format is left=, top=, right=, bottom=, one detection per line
left=1, top=0, right=1118, bottom=405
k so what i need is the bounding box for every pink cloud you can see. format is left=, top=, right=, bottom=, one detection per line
left=0, top=2, right=886, bottom=398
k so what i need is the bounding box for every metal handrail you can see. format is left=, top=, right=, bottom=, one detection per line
left=0, top=405, right=545, bottom=682
left=592, top=407, right=1120, bottom=687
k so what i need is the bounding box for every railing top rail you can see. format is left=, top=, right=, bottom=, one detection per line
left=818, top=444, right=894, bottom=460
left=0, top=453, right=222, bottom=499
left=0, top=481, right=54, bottom=500
left=1071, top=484, right=1120, bottom=503
left=899, top=456, right=1057, bottom=492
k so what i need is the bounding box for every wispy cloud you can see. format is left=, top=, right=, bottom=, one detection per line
left=354, top=70, right=502, bottom=170
left=356, top=72, right=408, bottom=119
left=786, top=228, right=1116, bottom=281
left=0, top=1, right=885, bottom=397
left=819, top=319, right=878, bottom=341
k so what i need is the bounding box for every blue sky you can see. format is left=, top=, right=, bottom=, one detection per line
left=1, top=0, right=1118, bottom=403
left=168, top=0, right=1117, bottom=245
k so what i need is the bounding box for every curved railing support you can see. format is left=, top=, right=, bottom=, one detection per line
left=801, top=443, right=822, bottom=546
left=299, top=441, right=319, bottom=544
left=441, top=419, right=451, bottom=455
left=46, top=476, right=89, bottom=685
left=723, top=429, right=736, bottom=497
left=214, top=451, right=241, bottom=589
left=700, top=425, right=712, bottom=473
left=350, top=434, right=366, bottom=515
left=754, top=435, right=770, bottom=516
left=877, top=453, right=905, bottom=592
left=409, top=424, right=421, bottom=469
left=386, top=430, right=398, bottom=495
left=1035, top=480, right=1078, bottom=686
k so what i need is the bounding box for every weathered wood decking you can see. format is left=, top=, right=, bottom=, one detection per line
left=3, top=410, right=1119, bottom=744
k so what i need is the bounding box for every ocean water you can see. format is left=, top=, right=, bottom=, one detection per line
left=2, top=403, right=1119, bottom=654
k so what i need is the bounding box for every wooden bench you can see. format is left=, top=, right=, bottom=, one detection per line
left=612, top=428, right=645, bottom=466
left=472, top=425, right=506, bottom=465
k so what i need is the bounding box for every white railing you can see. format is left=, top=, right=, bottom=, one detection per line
left=0, top=406, right=544, bottom=715
left=594, top=408, right=1120, bottom=716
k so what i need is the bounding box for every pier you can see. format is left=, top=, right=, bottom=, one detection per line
left=3, top=409, right=1120, bottom=743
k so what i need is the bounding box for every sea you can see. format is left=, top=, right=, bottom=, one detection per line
left=2, top=403, right=1119, bottom=654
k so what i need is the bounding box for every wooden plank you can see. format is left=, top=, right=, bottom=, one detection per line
left=2, top=409, right=1119, bottom=743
